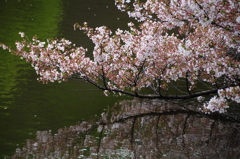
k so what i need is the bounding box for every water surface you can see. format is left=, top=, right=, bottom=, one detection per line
left=12, top=98, right=240, bottom=159
left=1, top=0, right=240, bottom=158
left=0, top=0, right=131, bottom=157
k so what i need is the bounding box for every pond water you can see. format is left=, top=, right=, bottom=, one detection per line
left=11, top=98, right=240, bottom=158
left=0, top=0, right=131, bottom=158
left=1, top=0, right=240, bottom=159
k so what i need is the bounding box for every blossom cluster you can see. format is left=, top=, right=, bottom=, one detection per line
left=202, top=86, right=240, bottom=113
left=1, top=0, right=240, bottom=113
left=12, top=33, right=95, bottom=83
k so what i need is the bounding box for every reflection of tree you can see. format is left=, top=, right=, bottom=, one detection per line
left=13, top=99, right=240, bottom=159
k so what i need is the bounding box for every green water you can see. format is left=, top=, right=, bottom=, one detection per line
left=0, top=0, right=132, bottom=158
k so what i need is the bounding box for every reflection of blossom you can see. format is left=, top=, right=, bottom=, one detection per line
left=19, top=32, right=25, bottom=37
left=12, top=98, right=240, bottom=159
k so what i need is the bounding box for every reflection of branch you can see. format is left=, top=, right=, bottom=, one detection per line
left=155, top=115, right=162, bottom=155
left=182, top=114, right=190, bottom=150
left=97, top=124, right=105, bottom=158
left=130, top=117, right=136, bottom=143
left=99, top=108, right=240, bottom=127
left=55, top=85, right=102, bottom=92
left=209, top=120, right=216, bottom=138
left=12, top=98, right=240, bottom=158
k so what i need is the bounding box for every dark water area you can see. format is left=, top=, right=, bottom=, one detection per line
left=1, top=0, right=240, bottom=159
left=11, top=98, right=240, bottom=158
left=0, top=0, right=131, bottom=158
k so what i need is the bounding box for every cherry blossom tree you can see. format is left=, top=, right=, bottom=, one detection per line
left=1, top=0, right=240, bottom=113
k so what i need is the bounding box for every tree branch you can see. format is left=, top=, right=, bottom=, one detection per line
left=71, top=76, right=238, bottom=100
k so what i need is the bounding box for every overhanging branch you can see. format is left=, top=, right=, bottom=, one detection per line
left=71, top=76, right=239, bottom=100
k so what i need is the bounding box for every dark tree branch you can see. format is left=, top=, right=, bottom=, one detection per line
left=70, top=76, right=238, bottom=100
left=101, top=65, right=108, bottom=89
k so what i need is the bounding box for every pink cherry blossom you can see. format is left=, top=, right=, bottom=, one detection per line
left=1, top=0, right=239, bottom=113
